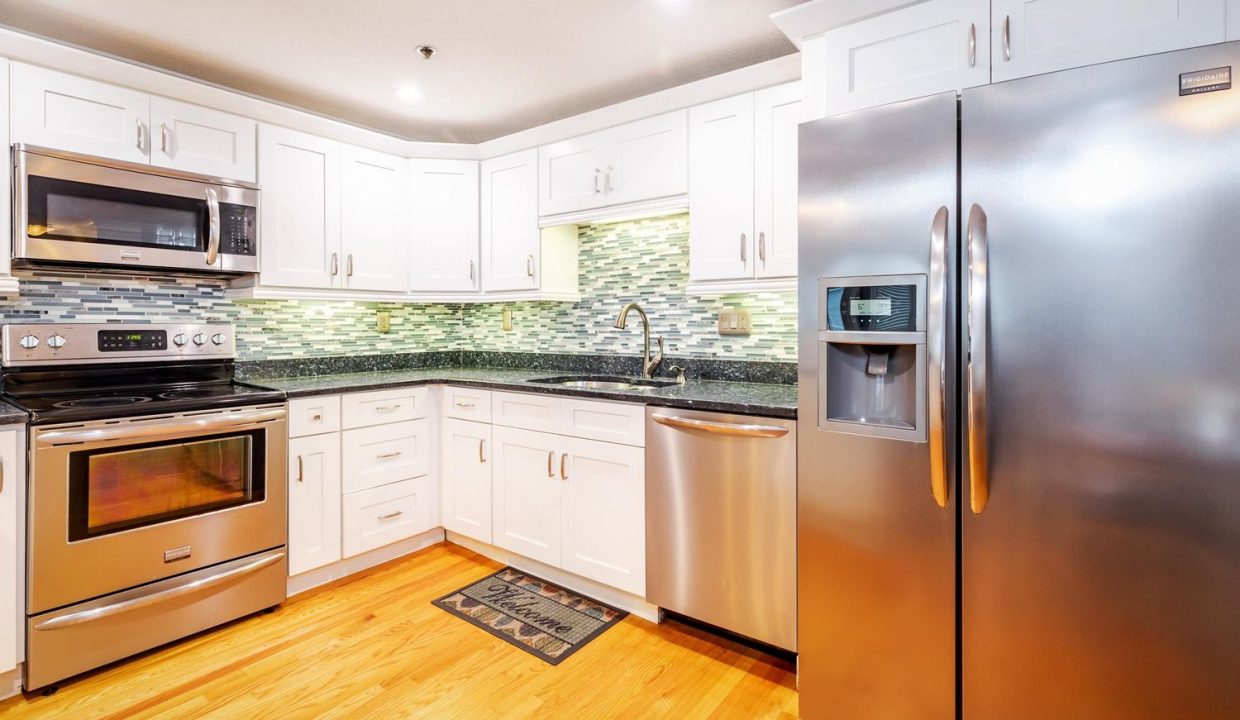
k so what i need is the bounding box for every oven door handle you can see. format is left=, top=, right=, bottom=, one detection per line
left=37, top=407, right=287, bottom=447
left=33, top=552, right=285, bottom=631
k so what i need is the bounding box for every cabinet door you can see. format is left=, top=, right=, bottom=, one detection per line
left=257, top=125, right=341, bottom=289
left=0, top=59, right=11, bottom=284
left=409, top=159, right=480, bottom=292
left=0, top=430, right=17, bottom=673
left=539, top=136, right=609, bottom=216
left=822, top=0, right=990, bottom=114
left=491, top=426, right=561, bottom=566
left=688, top=94, right=755, bottom=282
left=149, top=97, right=257, bottom=181
left=993, top=0, right=1226, bottom=82
left=481, top=149, right=540, bottom=292
left=288, top=433, right=342, bottom=576
left=754, top=83, right=802, bottom=279
left=11, top=62, right=150, bottom=164
left=561, top=437, right=646, bottom=596
left=441, top=418, right=493, bottom=543
left=341, top=146, right=408, bottom=292
left=603, top=110, right=688, bottom=207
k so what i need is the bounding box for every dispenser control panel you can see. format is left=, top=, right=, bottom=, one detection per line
left=825, top=284, right=918, bottom=332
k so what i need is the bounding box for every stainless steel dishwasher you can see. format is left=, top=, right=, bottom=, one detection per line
left=645, top=406, right=796, bottom=651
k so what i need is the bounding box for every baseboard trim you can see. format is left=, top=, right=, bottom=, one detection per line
left=445, top=531, right=660, bottom=623
left=287, top=528, right=446, bottom=597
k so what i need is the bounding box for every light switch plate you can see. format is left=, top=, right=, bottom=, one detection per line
left=718, top=308, right=752, bottom=336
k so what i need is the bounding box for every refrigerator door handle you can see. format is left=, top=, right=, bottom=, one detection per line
left=966, top=203, right=990, bottom=513
left=928, top=205, right=950, bottom=508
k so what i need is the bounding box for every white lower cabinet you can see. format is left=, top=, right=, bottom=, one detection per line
left=342, top=477, right=432, bottom=558
left=441, top=418, right=493, bottom=543
left=491, top=426, right=563, bottom=567
left=341, top=419, right=430, bottom=494
left=559, top=436, right=645, bottom=596
left=0, top=428, right=19, bottom=675
left=287, top=432, right=342, bottom=576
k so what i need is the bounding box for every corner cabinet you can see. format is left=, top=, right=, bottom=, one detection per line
left=480, top=149, right=540, bottom=292
left=991, top=0, right=1226, bottom=82
left=409, top=159, right=480, bottom=293
left=340, top=147, right=407, bottom=292
left=688, top=83, right=802, bottom=288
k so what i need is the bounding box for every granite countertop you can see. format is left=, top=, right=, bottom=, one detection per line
left=249, top=367, right=798, bottom=419
left=0, top=401, right=28, bottom=426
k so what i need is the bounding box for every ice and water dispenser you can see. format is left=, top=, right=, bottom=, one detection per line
left=818, top=275, right=927, bottom=442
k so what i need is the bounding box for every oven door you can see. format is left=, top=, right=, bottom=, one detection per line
left=14, top=146, right=258, bottom=274
left=29, top=405, right=287, bottom=614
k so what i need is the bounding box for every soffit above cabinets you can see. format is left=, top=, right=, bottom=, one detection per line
left=0, top=0, right=801, bottom=143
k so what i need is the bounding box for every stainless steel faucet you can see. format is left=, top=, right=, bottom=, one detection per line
left=614, top=302, right=665, bottom=379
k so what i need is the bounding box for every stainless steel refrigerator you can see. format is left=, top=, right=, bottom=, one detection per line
left=797, top=42, right=1240, bottom=719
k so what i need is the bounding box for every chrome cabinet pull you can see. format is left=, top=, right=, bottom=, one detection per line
left=966, top=203, right=991, bottom=514
left=594, top=168, right=602, bottom=193
left=526, top=254, right=535, bottom=278
left=1002, top=15, right=1011, bottom=61
left=605, top=166, right=614, bottom=192
left=375, top=404, right=402, bottom=411
left=0, top=457, right=4, bottom=493
left=135, top=119, right=147, bottom=152
left=455, top=401, right=476, bottom=409
left=312, top=412, right=322, bottom=421
left=758, top=232, right=766, bottom=263
left=376, top=450, right=402, bottom=459
left=469, top=259, right=476, bottom=281
left=968, top=23, right=977, bottom=67
left=651, top=413, right=789, bottom=438
left=479, top=438, right=487, bottom=463
left=34, top=552, right=286, bottom=630
left=377, top=510, right=404, bottom=521
left=160, top=122, right=172, bottom=154
left=560, top=453, right=568, bottom=481
left=330, top=252, right=339, bottom=276
left=346, top=254, right=354, bottom=277
left=740, top=233, right=748, bottom=264
left=296, top=455, right=304, bottom=483
left=205, top=187, right=220, bottom=265
left=928, top=206, right=950, bottom=509
left=547, top=450, right=555, bottom=478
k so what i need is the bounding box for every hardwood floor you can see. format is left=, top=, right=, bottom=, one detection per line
left=0, top=543, right=798, bottom=719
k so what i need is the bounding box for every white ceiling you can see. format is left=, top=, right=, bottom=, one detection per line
left=0, top=0, right=802, bottom=143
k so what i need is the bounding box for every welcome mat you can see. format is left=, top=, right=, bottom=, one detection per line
left=433, top=567, right=628, bottom=665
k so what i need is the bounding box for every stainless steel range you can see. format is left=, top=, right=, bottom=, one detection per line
left=1, top=323, right=288, bottom=691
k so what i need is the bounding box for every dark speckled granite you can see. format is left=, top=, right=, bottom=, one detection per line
left=0, top=401, right=29, bottom=425
left=239, top=351, right=795, bottom=386
left=250, top=367, right=797, bottom=419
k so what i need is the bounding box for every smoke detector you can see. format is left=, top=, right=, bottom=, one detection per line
left=416, top=45, right=436, bottom=60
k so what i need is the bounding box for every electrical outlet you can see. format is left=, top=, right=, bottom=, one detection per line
left=376, top=311, right=391, bottom=333
left=718, top=308, right=752, bottom=336
left=502, top=307, right=513, bottom=332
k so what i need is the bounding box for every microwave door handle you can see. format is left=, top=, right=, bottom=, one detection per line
left=205, top=187, right=220, bottom=266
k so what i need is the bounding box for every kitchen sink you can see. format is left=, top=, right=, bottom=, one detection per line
left=526, top=375, right=678, bottom=390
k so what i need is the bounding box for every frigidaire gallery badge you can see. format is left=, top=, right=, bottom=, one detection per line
left=1180, top=66, right=1232, bottom=96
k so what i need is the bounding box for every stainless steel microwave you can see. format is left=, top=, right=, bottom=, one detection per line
left=13, top=144, right=259, bottom=275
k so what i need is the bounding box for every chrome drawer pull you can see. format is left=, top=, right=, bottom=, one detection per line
left=374, top=404, right=402, bottom=411
left=378, top=510, right=404, bottom=521
left=455, top=401, right=476, bottom=409
left=376, top=450, right=403, bottom=459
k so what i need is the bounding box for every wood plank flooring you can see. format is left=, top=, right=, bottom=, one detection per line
left=0, top=543, right=798, bottom=719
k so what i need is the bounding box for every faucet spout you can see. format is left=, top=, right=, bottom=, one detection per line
left=613, top=301, right=664, bottom=378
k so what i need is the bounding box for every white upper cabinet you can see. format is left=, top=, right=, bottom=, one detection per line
left=409, top=159, right=480, bottom=292
left=538, top=111, right=688, bottom=218
left=0, top=59, right=13, bottom=290
left=753, top=83, right=802, bottom=280
left=992, top=0, right=1226, bottom=81
left=12, top=62, right=150, bottom=164
left=257, top=124, right=341, bottom=290
left=340, top=146, right=407, bottom=292
left=149, top=97, right=256, bottom=181
left=481, top=148, right=540, bottom=292
left=818, top=0, right=990, bottom=116
left=689, top=93, right=755, bottom=282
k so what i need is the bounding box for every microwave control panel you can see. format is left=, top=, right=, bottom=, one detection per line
left=219, top=203, right=257, bottom=256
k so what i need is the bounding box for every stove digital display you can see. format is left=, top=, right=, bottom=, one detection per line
left=98, top=329, right=168, bottom=352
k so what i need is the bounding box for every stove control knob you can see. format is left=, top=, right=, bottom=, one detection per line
left=211, top=333, right=228, bottom=346
left=192, top=333, right=207, bottom=346
left=173, top=333, right=189, bottom=347
left=47, top=334, right=66, bottom=349
left=18, top=334, right=39, bottom=350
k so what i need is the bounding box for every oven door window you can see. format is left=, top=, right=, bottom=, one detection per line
left=67, top=430, right=265, bottom=541
left=26, top=175, right=207, bottom=252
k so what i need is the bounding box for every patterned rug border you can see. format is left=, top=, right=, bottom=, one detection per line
left=432, top=567, right=629, bottom=666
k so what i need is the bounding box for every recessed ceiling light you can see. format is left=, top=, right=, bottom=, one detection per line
left=395, top=85, right=424, bottom=104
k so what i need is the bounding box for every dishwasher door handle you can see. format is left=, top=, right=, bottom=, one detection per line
left=651, top=413, right=790, bottom=438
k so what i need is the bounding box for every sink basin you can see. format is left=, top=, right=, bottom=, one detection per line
left=526, top=375, right=678, bottom=390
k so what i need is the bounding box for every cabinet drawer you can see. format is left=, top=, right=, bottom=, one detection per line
left=288, top=395, right=341, bottom=437
left=342, top=477, right=431, bottom=558
left=341, top=388, right=427, bottom=428
left=444, top=386, right=492, bottom=422
left=560, top=398, right=645, bottom=447
left=341, top=419, right=430, bottom=493
left=492, top=391, right=561, bottom=433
